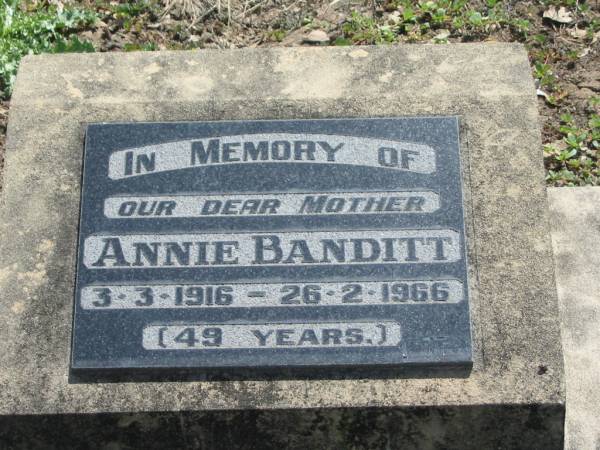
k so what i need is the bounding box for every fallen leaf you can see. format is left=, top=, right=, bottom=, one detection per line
left=388, top=11, right=401, bottom=24
left=543, top=6, right=573, bottom=24
left=568, top=27, right=587, bottom=39
left=432, top=29, right=450, bottom=42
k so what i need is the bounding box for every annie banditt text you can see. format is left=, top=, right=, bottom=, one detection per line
left=85, top=230, right=460, bottom=268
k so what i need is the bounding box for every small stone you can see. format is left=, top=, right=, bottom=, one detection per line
left=571, top=88, right=595, bottom=99
left=578, top=80, right=600, bottom=92
left=304, top=29, right=330, bottom=44
left=577, top=71, right=600, bottom=92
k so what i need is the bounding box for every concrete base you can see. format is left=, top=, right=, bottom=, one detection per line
left=549, top=187, right=600, bottom=450
left=0, top=44, right=564, bottom=447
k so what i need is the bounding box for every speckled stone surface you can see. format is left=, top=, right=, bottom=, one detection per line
left=0, top=44, right=564, bottom=447
left=548, top=187, right=600, bottom=450
left=72, top=118, right=472, bottom=376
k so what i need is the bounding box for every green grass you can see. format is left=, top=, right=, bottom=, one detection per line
left=336, top=1, right=531, bottom=45
left=545, top=100, right=600, bottom=186
left=0, top=0, right=96, bottom=98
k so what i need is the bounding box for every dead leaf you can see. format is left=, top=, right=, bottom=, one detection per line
left=543, top=6, right=573, bottom=24
left=568, top=27, right=587, bottom=39
left=388, top=11, right=401, bottom=24
left=432, top=29, right=450, bottom=42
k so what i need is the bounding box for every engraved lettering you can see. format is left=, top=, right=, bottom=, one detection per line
left=191, top=139, right=220, bottom=165
left=84, top=231, right=460, bottom=269
left=90, top=238, right=130, bottom=267
left=316, top=141, right=344, bottom=161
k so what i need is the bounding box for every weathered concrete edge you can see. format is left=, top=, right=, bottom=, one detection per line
left=10, top=42, right=534, bottom=108
left=548, top=187, right=600, bottom=450
left=0, top=44, right=565, bottom=415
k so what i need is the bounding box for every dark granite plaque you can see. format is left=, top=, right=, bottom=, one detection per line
left=71, top=118, right=472, bottom=378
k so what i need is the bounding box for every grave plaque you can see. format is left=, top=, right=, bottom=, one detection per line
left=71, top=117, right=472, bottom=375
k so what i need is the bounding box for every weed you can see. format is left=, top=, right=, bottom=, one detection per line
left=333, top=36, right=352, bottom=46
left=107, top=0, right=159, bottom=33
left=111, top=1, right=154, bottom=19
left=0, top=0, right=96, bottom=98
left=534, top=62, right=557, bottom=90
left=342, top=11, right=395, bottom=44
left=545, top=110, right=600, bottom=186
left=268, top=29, right=286, bottom=42
left=340, top=0, right=533, bottom=45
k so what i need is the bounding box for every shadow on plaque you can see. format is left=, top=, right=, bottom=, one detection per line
left=69, top=362, right=472, bottom=384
